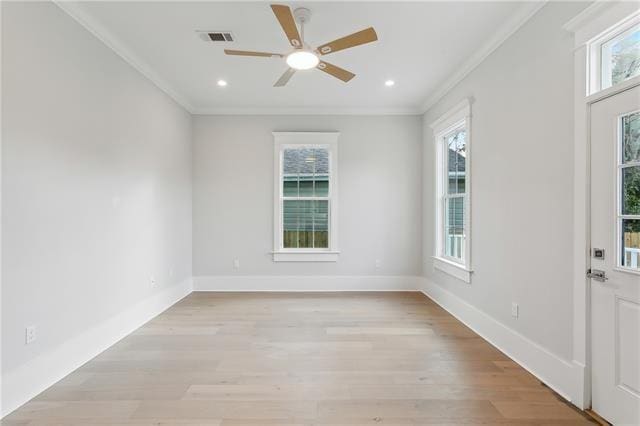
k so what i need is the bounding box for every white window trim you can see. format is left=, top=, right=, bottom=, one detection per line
left=272, top=132, right=339, bottom=262
left=431, top=98, right=472, bottom=283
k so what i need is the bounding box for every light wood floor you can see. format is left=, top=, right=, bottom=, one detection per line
left=3, top=292, right=594, bottom=425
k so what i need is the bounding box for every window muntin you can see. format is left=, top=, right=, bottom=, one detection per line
left=442, top=125, right=467, bottom=262
left=282, top=147, right=330, bottom=249
left=601, top=23, right=640, bottom=90
left=619, top=111, right=640, bottom=270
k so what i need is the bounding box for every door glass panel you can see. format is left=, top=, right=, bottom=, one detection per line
left=622, top=219, right=640, bottom=270
left=620, top=111, right=640, bottom=270
left=601, top=24, right=640, bottom=89
left=622, top=111, right=640, bottom=163
left=623, top=166, right=640, bottom=215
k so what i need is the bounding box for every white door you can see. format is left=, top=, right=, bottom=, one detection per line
left=590, top=84, right=640, bottom=425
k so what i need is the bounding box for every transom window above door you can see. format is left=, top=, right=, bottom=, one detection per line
left=272, top=132, right=339, bottom=262
left=588, top=15, right=640, bottom=94
left=601, top=23, right=640, bottom=90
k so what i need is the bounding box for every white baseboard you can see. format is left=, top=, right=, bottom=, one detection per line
left=421, top=278, right=583, bottom=405
left=0, top=278, right=193, bottom=418
left=194, top=275, right=423, bottom=292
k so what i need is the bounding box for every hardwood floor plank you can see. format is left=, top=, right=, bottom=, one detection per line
left=2, top=292, right=594, bottom=425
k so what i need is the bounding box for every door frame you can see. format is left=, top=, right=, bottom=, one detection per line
left=564, top=2, right=640, bottom=410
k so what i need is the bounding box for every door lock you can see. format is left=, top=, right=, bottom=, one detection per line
left=587, top=269, right=608, bottom=282
left=592, top=248, right=605, bottom=260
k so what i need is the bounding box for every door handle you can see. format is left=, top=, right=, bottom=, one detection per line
left=587, top=269, right=608, bottom=282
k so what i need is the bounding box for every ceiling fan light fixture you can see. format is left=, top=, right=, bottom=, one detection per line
left=286, top=50, right=319, bottom=70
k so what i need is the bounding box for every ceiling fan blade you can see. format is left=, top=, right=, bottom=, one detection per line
left=316, top=27, right=378, bottom=55
left=316, top=61, right=355, bottom=83
left=271, top=4, right=302, bottom=48
left=274, top=68, right=296, bottom=87
left=224, top=49, right=283, bottom=58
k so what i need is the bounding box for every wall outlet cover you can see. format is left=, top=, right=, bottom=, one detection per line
left=25, top=326, right=37, bottom=345
left=511, top=302, right=519, bottom=318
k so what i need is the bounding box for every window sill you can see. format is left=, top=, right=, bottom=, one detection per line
left=272, top=251, right=340, bottom=262
left=433, top=256, right=472, bottom=283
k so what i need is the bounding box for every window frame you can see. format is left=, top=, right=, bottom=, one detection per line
left=272, top=132, right=339, bottom=262
left=431, top=99, right=472, bottom=283
left=587, top=13, right=640, bottom=95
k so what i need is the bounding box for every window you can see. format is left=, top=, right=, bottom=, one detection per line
left=618, top=111, right=640, bottom=271
left=431, top=99, right=472, bottom=282
left=272, top=132, right=339, bottom=262
left=588, top=15, right=640, bottom=94
left=601, top=23, right=640, bottom=90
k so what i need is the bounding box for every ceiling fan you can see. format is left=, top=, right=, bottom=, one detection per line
left=224, top=4, right=378, bottom=87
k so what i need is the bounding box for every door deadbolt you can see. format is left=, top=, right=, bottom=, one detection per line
left=592, top=248, right=605, bottom=260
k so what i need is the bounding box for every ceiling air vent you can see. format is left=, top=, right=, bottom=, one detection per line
left=197, top=31, right=235, bottom=42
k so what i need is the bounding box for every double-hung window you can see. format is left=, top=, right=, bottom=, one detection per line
left=272, top=132, right=339, bottom=262
left=431, top=99, right=472, bottom=282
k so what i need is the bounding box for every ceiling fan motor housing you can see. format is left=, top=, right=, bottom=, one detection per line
left=293, top=7, right=312, bottom=25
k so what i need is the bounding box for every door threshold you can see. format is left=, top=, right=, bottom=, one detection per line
left=584, top=409, right=612, bottom=426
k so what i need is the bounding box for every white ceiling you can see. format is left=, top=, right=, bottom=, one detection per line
left=58, top=1, right=543, bottom=114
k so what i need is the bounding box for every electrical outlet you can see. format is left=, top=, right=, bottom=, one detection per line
left=25, top=326, right=37, bottom=344
left=150, top=275, right=156, bottom=286
left=375, top=259, right=381, bottom=268
left=511, top=302, right=519, bottom=319
left=233, top=258, right=240, bottom=270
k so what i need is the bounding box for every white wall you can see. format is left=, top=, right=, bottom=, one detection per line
left=193, top=115, right=422, bottom=280
left=1, top=1, right=192, bottom=413
left=422, top=2, right=586, bottom=364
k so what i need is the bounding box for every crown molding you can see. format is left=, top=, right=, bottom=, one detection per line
left=50, top=1, right=419, bottom=117
left=420, top=1, right=547, bottom=114
left=53, top=0, right=195, bottom=113
left=562, top=0, right=613, bottom=33
left=564, top=1, right=639, bottom=48
left=53, top=0, right=547, bottom=118
left=192, top=106, right=422, bottom=116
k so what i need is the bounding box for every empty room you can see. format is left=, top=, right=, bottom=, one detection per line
left=1, top=0, right=639, bottom=424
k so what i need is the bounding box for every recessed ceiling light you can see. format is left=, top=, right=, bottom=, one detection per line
left=217, top=79, right=228, bottom=87
left=385, top=80, right=395, bottom=87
